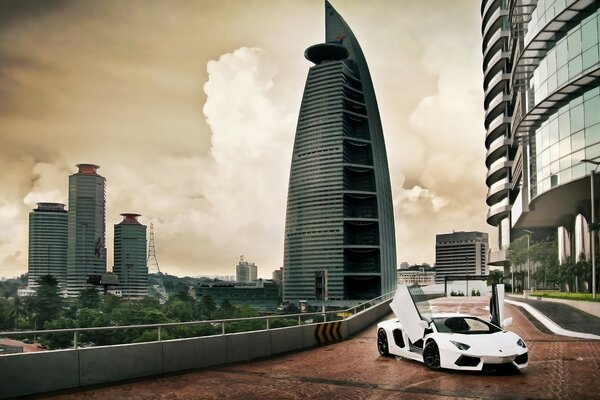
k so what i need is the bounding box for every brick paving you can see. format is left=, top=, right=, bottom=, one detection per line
left=37, top=297, right=600, bottom=400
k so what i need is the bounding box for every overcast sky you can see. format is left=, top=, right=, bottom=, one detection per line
left=0, top=0, right=490, bottom=279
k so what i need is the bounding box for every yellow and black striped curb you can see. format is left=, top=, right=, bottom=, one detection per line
left=314, top=322, right=342, bottom=344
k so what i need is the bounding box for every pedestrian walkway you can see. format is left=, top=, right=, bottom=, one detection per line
left=507, top=295, right=600, bottom=339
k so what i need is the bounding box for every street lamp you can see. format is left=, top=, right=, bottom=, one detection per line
left=523, top=229, right=533, bottom=291
left=581, top=159, right=600, bottom=299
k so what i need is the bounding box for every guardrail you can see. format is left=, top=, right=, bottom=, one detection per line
left=0, top=291, right=395, bottom=350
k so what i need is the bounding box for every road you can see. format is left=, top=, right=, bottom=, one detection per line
left=37, top=297, right=600, bottom=400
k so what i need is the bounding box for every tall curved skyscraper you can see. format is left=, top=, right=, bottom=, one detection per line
left=283, top=1, right=396, bottom=304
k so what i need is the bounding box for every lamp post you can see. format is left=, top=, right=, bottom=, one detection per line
left=523, top=230, right=533, bottom=291
left=581, top=159, right=600, bottom=299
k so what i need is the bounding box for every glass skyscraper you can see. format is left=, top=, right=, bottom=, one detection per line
left=283, top=1, right=396, bottom=304
left=114, top=213, right=147, bottom=298
left=28, top=202, right=68, bottom=288
left=66, top=164, right=107, bottom=297
left=482, top=0, right=600, bottom=276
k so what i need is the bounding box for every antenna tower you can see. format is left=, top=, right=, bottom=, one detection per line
left=146, top=223, right=168, bottom=303
left=147, top=223, right=161, bottom=274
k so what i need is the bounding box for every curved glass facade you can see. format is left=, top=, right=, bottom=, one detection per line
left=531, top=87, right=600, bottom=197
left=531, top=10, right=600, bottom=107
left=482, top=0, right=600, bottom=268
left=528, top=7, right=600, bottom=200
left=283, top=1, right=396, bottom=303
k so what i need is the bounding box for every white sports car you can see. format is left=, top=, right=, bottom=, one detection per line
left=376, top=284, right=528, bottom=371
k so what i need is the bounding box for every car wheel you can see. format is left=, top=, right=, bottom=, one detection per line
left=423, top=340, right=441, bottom=370
left=377, top=328, right=389, bottom=356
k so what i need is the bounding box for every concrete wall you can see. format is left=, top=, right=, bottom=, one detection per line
left=0, top=302, right=390, bottom=399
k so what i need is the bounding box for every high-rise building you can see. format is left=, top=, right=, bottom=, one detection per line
left=435, top=231, right=489, bottom=284
left=27, top=203, right=68, bottom=288
left=236, top=257, right=257, bottom=282
left=481, top=1, right=600, bottom=279
left=66, top=164, right=107, bottom=297
left=114, top=213, right=148, bottom=298
left=283, top=1, right=396, bottom=304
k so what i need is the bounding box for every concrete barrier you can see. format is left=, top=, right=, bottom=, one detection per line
left=0, top=300, right=394, bottom=399
left=162, top=335, right=227, bottom=373
left=79, top=342, right=163, bottom=386
left=0, top=349, right=79, bottom=398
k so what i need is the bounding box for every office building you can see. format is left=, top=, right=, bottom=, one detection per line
left=482, top=0, right=600, bottom=273
left=397, top=265, right=436, bottom=287
left=435, top=231, right=488, bottom=284
left=283, top=1, right=396, bottom=304
left=27, top=203, right=68, bottom=288
left=66, top=164, right=107, bottom=297
left=113, top=213, right=148, bottom=298
left=236, top=257, right=257, bottom=282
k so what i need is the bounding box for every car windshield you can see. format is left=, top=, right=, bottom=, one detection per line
left=432, top=316, right=501, bottom=334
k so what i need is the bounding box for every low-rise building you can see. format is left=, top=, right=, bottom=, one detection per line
left=195, top=280, right=278, bottom=311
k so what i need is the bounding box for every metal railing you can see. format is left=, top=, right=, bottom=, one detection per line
left=0, top=291, right=394, bottom=351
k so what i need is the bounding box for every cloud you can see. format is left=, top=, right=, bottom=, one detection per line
left=198, top=47, right=294, bottom=268
left=22, top=162, right=69, bottom=207
left=394, top=174, right=449, bottom=215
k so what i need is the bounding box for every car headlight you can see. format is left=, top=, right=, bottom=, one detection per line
left=517, top=338, right=526, bottom=348
left=450, top=340, right=470, bottom=351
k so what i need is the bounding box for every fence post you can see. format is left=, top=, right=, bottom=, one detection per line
left=222, top=322, right=225, bottom=335
left=73, top=331, right=78, bottom=349
left=158, top=326, right=162, bottom=342
left=266, top=318, right=269, bottom=330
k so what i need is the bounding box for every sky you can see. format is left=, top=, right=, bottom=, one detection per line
left=0, top=0, right=490, bottom=279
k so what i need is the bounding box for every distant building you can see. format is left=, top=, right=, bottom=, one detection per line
left=435, top=231, right=488, bottom=284
left=113, top=213, right=147, bottom=298
left=397, top=265, right=435, bottom=286
left=27, top=203, right=68, bottom=288
left=195, top=280, right=279, bottom=311
left=66, top=164, right=107, bottom=297
left=236, top=257, right=257, bottom=282
left=272, top=267, right=283, bottom=298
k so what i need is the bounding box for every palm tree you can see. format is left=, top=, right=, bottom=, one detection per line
left=7, top=295, right=22, bottom=329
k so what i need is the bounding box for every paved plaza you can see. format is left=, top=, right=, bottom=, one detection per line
left=36, top=297, right=600, bottom=400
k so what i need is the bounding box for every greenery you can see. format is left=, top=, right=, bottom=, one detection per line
left=0, top=275, right=278, bottom=350
left=509, top=234, right=599, bottom=294
left=0, top=274, right=27, bottom=298
left=530, top=291, right=600, bottom=302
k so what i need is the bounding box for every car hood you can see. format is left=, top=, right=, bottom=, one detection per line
left=442, top=330, right=523, bottom=353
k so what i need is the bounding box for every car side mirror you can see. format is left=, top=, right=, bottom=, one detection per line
left=502, top=317, right=513, bottom=328
left=417, top=320, right=429, bottom=329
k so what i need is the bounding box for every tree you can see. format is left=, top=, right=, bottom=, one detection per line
left=487, top=270, right=504, bottom=286
left=0, top=298, right=12, bottom=330
left=101, top=294, right=122, bottom=313
left=78, top=288, right=102, bottom=309
left=28, top=275, right=65, bottom=329
left=199, top=295, right=216, bottom=319
left=7, top=295, right=24, bottom=329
